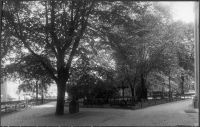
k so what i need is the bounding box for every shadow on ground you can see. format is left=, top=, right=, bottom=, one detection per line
left=42, top=109, right=105, bottom=119
left=1, top=108, right=28, bottom=117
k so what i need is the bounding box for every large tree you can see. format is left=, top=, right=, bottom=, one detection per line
left=92, top=2, right=177, bottom=100
left=3, top=1, right=148, bottom=114
left=3, top=1, right=96, bottom=115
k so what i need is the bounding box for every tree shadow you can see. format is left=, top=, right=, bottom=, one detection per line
left=42, top=109, right=105, bottom=119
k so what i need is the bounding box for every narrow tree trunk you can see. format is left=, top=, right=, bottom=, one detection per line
left=141, top=74, right=144, bottom=99
left=55, top=80, right=66, bottom=115
left=41, top=87, right=44, bottom=104
left=36, top=81, right=38, bottom=105
left=181, top=73, right=184, bottom=94
left=136, top=85, right=142, bottom=102
left=141, top=74, right=147, bottom=100
left=126, top=77, right=135, bottom=97
left=127, top=77, right=136, bottom=105
left=169, top=72, right=171, bottom=99
left=129, top=82, right=134, bottom=98
left=130, top=86, right=135, bottom=97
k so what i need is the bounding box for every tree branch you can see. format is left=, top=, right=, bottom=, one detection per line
left=65, top=2, right=94, bottom=69
left=62, top=2, right=76, bottom=52
left=71, top=1, right=74, bottom=26
left=84, top=1, right=94, bottom=24
left=6, top=4, right=58, bottom=82
left=45, top=1, right=58, bottom=58
left=49, top=1, right=61, bottom=54
left=40, top=61, right=57, bottom=81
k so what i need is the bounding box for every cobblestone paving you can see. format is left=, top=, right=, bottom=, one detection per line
left=1, top=99, right=198, bottom=126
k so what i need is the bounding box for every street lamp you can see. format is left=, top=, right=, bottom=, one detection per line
left=181, top=73, right=185, bottom=94
left=23, top=93, right=30, bottom=106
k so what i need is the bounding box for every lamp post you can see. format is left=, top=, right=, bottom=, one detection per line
left=23, top=93, right=30, bottom=107
left=168, top=70, right=171, bottom=99
left=181, top=73, right=185, bottom=95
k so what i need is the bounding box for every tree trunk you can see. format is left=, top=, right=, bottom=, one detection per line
left=141, top=74, right=144, bottom=99
left=55, top=80, right=66, bottom=115
left=36, top=81, right=38, bottom=105
left=169, top=72, right=171, bottom=99
left=41, top=87, right=44, bottom=104
left=130, top=85, right=135, bottom=97
left=141, top=74, right=147, bottom=100
left=127, top=77, right=135, bottom=97
left=127, top=77, right=137, bottom=105
left=181, top=73, right=184, bottom=94
left=136, top=85, right=142, bottom=102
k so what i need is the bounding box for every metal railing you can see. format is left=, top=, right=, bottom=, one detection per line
left=1, top=99, right=57, bottom=114
left=63, top=94, right=194, bottom=109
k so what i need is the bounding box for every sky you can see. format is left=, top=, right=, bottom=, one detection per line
left=170, top=2, right=195, bottom=23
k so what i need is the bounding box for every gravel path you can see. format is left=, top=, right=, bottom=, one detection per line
left=1, top=99, right=198, bottom=126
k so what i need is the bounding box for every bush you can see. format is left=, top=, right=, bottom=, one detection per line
left=66, top=74, right=119, bottom=100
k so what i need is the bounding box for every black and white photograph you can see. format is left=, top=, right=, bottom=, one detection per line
left=0, top=0, right=199, bottom=126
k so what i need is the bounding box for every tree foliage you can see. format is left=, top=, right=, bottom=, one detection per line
left=66, top=73, right=119, bottom=100
left=2, top=1, right=194, bottom=114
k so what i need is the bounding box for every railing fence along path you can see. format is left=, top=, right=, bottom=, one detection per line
left=1, top=99, right=57, bottom=114
left=64, top=93, right=194, bottom=109
left=1, top=94, right=193, bottom=113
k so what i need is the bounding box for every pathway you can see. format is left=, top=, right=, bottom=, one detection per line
left=1, top=99, right=198, bottom=126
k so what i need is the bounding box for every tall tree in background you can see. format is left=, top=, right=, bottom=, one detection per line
left=92, top=2, right=179, bottom=101
left=5, top=54, right=53, bottom=103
